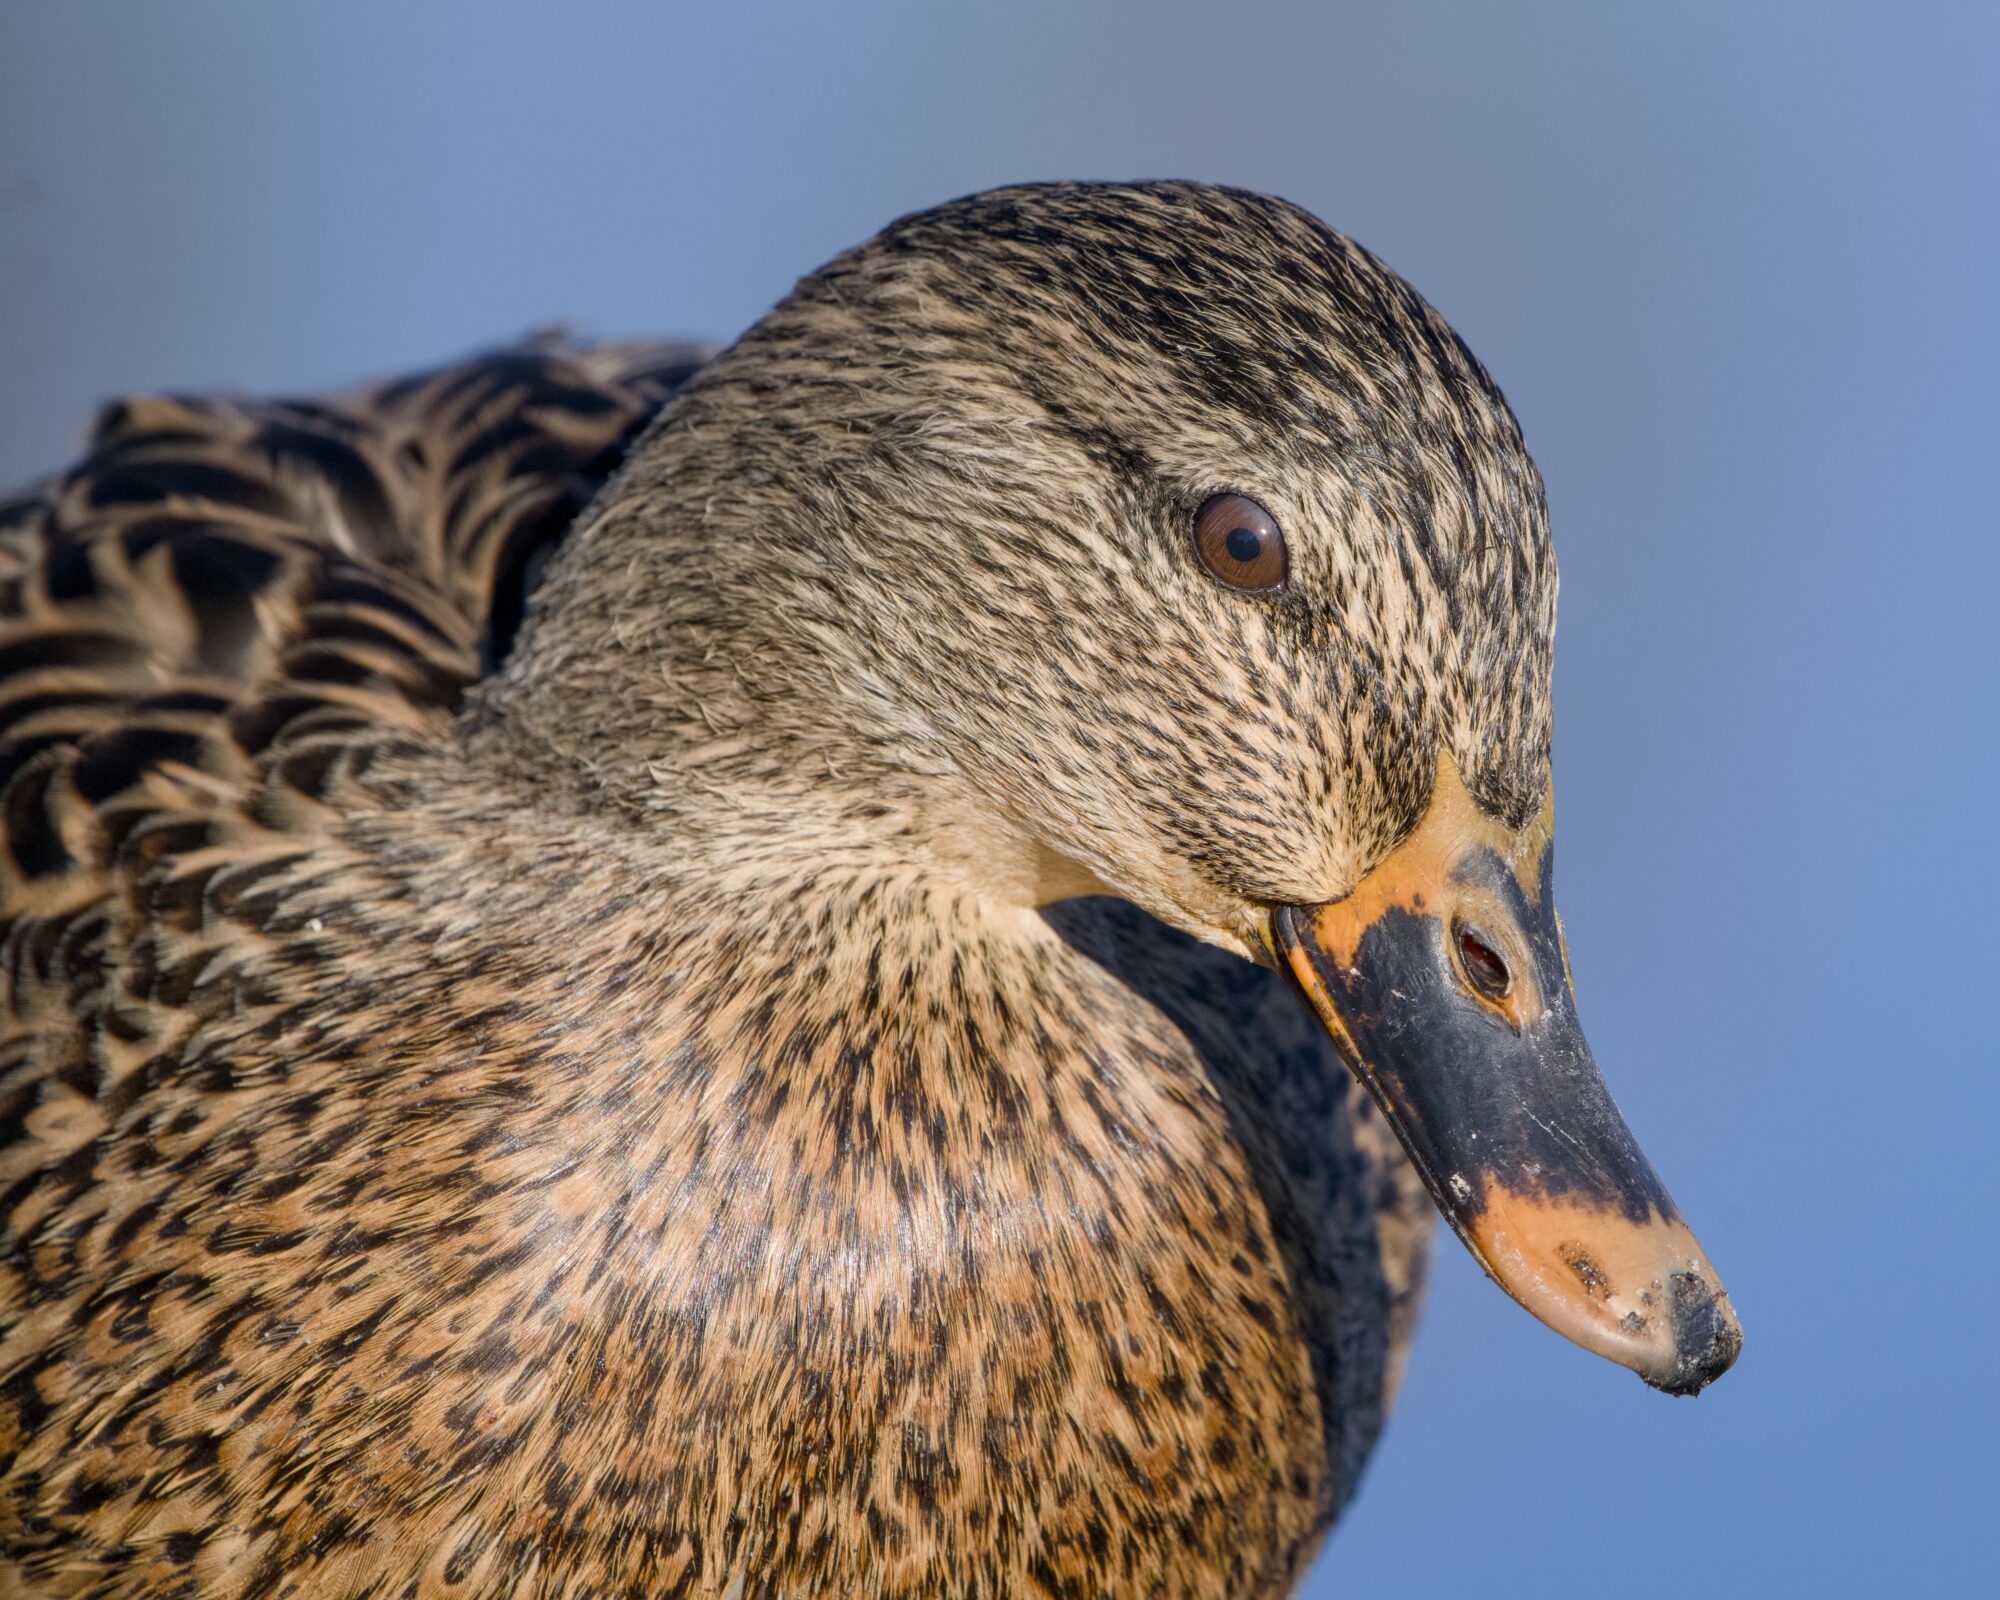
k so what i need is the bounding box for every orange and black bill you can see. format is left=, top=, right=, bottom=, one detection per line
left=1274, top=764, right=1742, bottom=1394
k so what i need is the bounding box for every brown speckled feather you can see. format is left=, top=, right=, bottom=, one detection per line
left=0, top=338, right=718, bottom=1590
left=0, top=181, right=1565, bottom=1597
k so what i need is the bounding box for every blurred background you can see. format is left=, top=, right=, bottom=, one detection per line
left=2, top=2, right=1993, bottom=1594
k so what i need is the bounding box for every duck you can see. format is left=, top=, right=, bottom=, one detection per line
left=0, top=181, right=1740, bottom=1598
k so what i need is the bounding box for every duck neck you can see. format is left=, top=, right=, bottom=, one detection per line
left=456, top=495, right=1106, bottom=915
left=452, top=686, right=1105, bottom=930
left=458, top=367, right=898, bottom=824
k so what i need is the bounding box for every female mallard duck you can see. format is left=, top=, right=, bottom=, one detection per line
left=0, top=182, right=1739, bottom=1596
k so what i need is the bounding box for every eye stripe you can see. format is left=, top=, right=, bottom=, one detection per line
left=1192, top=494, right=1286, bottom=593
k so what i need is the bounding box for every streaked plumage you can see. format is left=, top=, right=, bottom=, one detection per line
left=0, top=182, right=1580, bottom=1595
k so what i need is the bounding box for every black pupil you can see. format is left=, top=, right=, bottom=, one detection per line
left=1225, top=525, right=1262, bottom=564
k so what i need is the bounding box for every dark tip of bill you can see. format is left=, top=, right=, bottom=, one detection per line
left=1646, top=1270, right=1744, bottom=1396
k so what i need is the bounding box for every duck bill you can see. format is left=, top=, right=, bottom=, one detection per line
left=1272, top=764, right=1741, bottom=1395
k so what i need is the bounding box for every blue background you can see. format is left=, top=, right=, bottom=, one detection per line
left=3, top=4, right=1993, bottom=1594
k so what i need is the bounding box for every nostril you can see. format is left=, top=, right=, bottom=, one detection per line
left=1455, top=923, right=1512, bottom=1001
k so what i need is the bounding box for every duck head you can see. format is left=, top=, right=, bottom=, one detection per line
left=501, top=181, right=1741, bottom=1394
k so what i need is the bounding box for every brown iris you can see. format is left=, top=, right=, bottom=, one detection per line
left=1192, top=494, right=1286, bottom=592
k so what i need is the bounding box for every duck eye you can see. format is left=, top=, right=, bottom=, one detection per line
left=1192, top=494, right=1286, bottom=593
left=1454, top=923, right=1512, bottom=1002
